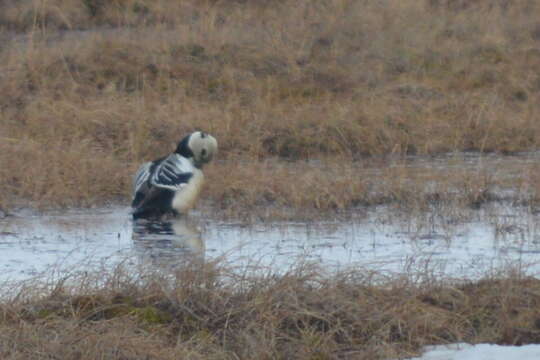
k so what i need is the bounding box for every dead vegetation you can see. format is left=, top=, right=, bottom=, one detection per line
left=1, top=0, right=540, bottom=215
left=3, top=3, right=540, bottom=357
left=0, top=261, right=539, bottom=359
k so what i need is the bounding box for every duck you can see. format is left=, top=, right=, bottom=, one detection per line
left=131, top=131, right=218, bottom=220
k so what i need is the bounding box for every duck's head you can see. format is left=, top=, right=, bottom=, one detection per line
left=175, top=131, right=218, bottom=168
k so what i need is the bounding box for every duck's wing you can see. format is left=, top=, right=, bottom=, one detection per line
left=131, top=161, right=153, bottom=208
left=150, top=154, right=194, bottom=191
left=133, top=162, right=152, bottom=195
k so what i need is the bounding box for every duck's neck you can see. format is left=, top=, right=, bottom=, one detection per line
left=175, top=136, right=194, bottom=158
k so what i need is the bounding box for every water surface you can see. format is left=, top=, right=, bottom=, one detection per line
left=1, top=203, right=540, bottom=281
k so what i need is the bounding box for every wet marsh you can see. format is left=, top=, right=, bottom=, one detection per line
left=1, top=195, right=540, bottom=282
left=3, top=0, right=540, bottom=358
left=2, top=202, right=540, bottom=359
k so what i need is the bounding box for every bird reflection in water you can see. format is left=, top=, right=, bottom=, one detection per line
left=132, top=217, right=204, bottom=270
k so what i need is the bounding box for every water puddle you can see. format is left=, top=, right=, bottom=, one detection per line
left=1, top=204, right=540, bottom=281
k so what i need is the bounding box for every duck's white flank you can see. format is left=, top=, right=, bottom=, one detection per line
left=171, top=168, right=204, bottom=214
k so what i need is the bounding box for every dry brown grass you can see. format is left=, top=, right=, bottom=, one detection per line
left=204, top=154, right=540, bottom=220
left=1, top=0, right=540, bottom=214
left=1, top=262, right=540, bottom=359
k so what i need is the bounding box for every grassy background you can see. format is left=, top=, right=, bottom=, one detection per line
left=1, top=0, right=540, bottom=215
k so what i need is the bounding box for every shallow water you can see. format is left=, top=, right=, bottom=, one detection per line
left=1, top=203, right=540, bottom=281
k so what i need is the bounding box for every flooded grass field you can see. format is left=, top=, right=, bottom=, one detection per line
left=2, top=1, right=540, bottom=357
left=2, top=200, right=540, bottom=282
left=4, top=186, right=540, bottom=358
left=2, top=152, right=540, bottom=281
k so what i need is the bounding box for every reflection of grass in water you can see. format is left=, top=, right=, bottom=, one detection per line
left=1, top=0, right=540, bottom=215
left=1, top=259, right=540, bottom=359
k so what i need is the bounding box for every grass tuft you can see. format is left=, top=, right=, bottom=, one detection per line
left=1, top=262, right=540, bottom=359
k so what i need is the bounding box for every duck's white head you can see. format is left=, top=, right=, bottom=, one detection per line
left=175, top=131, right=218, bottom=168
